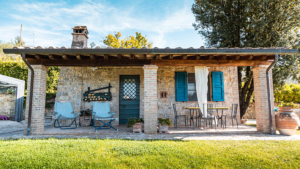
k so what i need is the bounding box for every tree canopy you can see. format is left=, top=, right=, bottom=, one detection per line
left=103, top=32, right=153, bottom=49
left=192, top=0, right=300, bottom=118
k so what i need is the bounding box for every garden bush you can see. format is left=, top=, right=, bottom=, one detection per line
left=274, top=84, right=300, bottom=103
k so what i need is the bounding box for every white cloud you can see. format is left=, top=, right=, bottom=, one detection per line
left=2, top=0, right=197, bottom=48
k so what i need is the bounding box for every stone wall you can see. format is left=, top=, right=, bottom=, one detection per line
left=55, top=66, right=240, bottom=126
left=0, top=93, right=16, bottom=118
left=157, top=66, right=240, bottom=125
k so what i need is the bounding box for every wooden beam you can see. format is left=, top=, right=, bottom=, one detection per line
left=49, top=54, right=54, bottom=60
left=76, top=55, right=81, bottom=60
left=235, top=56, right=240, bottom=60
left=155, top=54, right=161, bottom=60
left=222, top=56, right=227, bottom=60
left=169, top=54, right=173, bottom=60
left=90, top=54, right=95, bottom=60
left=34, top=55, right=40, bottom=59
left=262, top=56, right=267, bottom=60
left=209, top=55, right=214, bottom=60
left=104, top=54, right=108, bottom=60
left=195, top=55, right=200, bottom=60
left=62, top=55, right=67, bottom=60
left=130, top=54, right=135, bottom=59
left=249, top=56, right=254, bottom=60
left=143, top=54, right=147, bottom=59
left=26, top=58, right=272, bottom=66
left=117, top=54, right=123, bottom=60
left=182, top=55, right=187, bottom=60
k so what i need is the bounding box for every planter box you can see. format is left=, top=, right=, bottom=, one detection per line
left=80, top=116, right=91, bottom=127
left=159, top=123, right=169, bottom=133
left=133, top=123, right=143, bottom=133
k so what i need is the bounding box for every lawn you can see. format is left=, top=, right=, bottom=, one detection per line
left=1, top=139, right=300, bottom=168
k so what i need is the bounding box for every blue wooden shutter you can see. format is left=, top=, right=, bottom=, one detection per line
left=175, top=72, right=187, bottom=101
left=212, top=72, right=224, bottom=101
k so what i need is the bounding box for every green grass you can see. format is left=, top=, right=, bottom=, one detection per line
left=1, top=139, right=300, bottom=168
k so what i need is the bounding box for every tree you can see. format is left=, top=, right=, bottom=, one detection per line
left=14, top=36, right=25, bottom=47
left=103, top=32, right=153, bottom=49
left=192, top=0, right=300, bottom=118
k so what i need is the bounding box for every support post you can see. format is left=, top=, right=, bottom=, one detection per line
left=252, top=65, right=276, bottom=134
left=143, top=65, right=158, bottom=134
left=24, top=65, right=48, bottom=135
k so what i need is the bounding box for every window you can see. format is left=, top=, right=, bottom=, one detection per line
left=176, top=72, right=223, bottom=102
left=187, top=73, right=210, bottom=101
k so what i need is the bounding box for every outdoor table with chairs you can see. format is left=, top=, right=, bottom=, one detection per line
left=173, top=103, right=238, bottom=130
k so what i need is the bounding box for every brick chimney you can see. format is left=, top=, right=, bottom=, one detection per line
left=71, top=26, right=89, bottom=48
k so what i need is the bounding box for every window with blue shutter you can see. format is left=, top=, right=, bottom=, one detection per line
left=212, top=72, right=224, bottom=101
left=175, top=72, right=188, bottom=101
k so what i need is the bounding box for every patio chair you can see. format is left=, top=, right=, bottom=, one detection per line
left=54, top=102, right=80, bottom=129
left=202, top=103, right=217, bottom=130
left=173, top=104, right=187, bottom=128
left=223, top=104, right=238, bottom=129
left=92, top=102, right=118, bottom=131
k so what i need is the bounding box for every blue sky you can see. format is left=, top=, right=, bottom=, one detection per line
left=0, top=0, right=205, bottom=48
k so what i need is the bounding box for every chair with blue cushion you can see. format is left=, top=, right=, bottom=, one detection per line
left=54, top=102, right=80, bottom=129
left=92, top=102, right=118, bottom=131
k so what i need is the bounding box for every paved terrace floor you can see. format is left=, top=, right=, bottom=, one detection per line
left=42, top=124, right=259, bottom=135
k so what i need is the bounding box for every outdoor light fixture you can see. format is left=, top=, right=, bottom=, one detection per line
left=90, top=67, right=98, bottom=71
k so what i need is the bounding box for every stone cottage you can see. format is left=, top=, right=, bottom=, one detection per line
left=3, top=26, right=298, bottom=135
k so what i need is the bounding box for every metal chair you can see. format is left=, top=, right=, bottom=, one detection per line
left=54, top=102, right=80, bottom=129
left=92, top=102, right=118, bottom=131
left=203, top=103, right=217, bottom=129
left=173, top=104, right=187, bottom=128
left=223, top=104, right=239, bottom=129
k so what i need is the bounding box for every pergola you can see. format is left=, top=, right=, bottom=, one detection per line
left=0, top=74, right=25, bottom=122
left=3, top=47, right=298, bottom=135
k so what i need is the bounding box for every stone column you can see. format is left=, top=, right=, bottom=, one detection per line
left=252, top=65, right=276, bottom=134
left=143, top=65, right=158, bottom=134
left=24, top=65, right=48, bottom=135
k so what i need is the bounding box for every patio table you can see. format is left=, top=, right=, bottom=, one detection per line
left=185, top=107, right=230, bottom=129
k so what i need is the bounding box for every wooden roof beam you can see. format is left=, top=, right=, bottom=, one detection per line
left=76, top=54, right=81, bottom=60
left=34, top=55, right=40, bottom=59
left=155, top=54, right=161, bottom=60
left=90, top=54, right=95, bottom=60
left=117, top=54, right=123, bottom=60
left=62, top=54, right=67, bottom=60
left=182, top=55, right=187, bottom=60
left=104, top=54, right=108, bottom=60
left=249, top=56, right=254, bottom=60
left=209, top=55, right=214, bottom=60
left=49, top=54, right=54, bottom=60
left=169, top=54, right=173, bottom=60
left=235, top=56, right=240, bottom=60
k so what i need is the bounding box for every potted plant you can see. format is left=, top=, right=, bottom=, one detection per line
left=127, top=117, right=144, bottom=133
left=275, top=102, right=300, bottom=136
left=158, top=118, right=172, bottom=133
left=241, top=119, right=248, bottom=124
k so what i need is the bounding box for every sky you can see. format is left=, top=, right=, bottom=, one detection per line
left=0, top=0, right=205, bottom=48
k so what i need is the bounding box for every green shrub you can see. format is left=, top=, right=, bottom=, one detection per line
left=278, top=102, right=299, bottom=109
left=158, top=118, right=172, bottom=126
left=274, top=83, right=300, bottom=103
left=127, top=117, right=144, bottom=128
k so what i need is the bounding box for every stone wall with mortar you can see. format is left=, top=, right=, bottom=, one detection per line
left=55, top=66, right=240, bottom=126
left=157, top=66, right=240, bottom=125
left=0, top=94, right=16, bottom=118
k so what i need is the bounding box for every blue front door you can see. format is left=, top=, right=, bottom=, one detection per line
left=119, top=75, right=140, bottom=125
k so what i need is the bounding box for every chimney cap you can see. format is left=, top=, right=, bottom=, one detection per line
left=72, top=26, right=89, bottom=34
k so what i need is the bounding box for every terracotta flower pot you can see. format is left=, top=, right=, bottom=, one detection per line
left=132, top=123, right=142, bottom=133
left=275, top=107, right=300, bottom=136
left=159, top=123, right=169, bottom=133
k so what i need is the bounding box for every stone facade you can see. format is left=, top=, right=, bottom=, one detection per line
left=252, top=65, right=276, bottom=134
left=55, top=66, right=240, bottom=129
left=24, top=65, right=48, bottom=135
left=56, top=66, right=144, bottom=126
left=157, top=66, right=240, bottom=125
left=0, top=93, right=16, bottom=118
